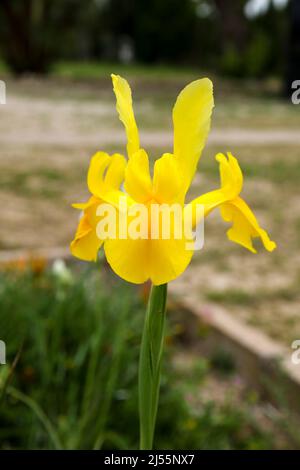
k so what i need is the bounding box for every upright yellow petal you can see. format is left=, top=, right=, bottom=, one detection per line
left=104, top=153, right=127, bottom=190
left=111, top=74, right=140, bottom=158
left=124, top=149, right=152, bottom=203
left=153, top=153, right=183, bottom=204
left=173, top=78, right=214, bottom=194
left=87, top=151, right=127, bottom=207
left=87, top=151, right=111, bottom=198
left=216, top=152, right=243, bottom=199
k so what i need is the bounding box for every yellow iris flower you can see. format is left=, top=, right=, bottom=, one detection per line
left=71, top=74, right=276, bottom=285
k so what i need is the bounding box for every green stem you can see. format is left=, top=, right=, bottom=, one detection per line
left=139, top=283, right=167, bottom=450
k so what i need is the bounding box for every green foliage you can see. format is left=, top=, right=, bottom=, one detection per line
left=0, top=0, right=290, bottom=78
left=220, top=44, right=244, bottom=78
left=133, top=0, right=196, bottom=63
left=210, top=349, right=236, bottom=375
left=0, top=0, right=89, bottom=74
left=0, top=266, right=275, bottom=449
left=244, top=32, right=272, bottom=78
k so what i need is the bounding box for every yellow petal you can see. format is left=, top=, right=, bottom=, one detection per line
left=104, top=153, right=126, bottom=190
left=104, top=237, right=193, bottom=285
left=87, top=151, right=111, bottom=198
left=104, top=196, right=193, bottom=284
left=70, top=213, right=103, bottom=261
left=124, top=149, right=152, bottom=203
left=153, top=153, right=183, bottom=203
left=87, top=151, right=127, bottom=207
left=72, top=195, right=99, bottom=211
left=216, top=152, right=243, bottom=199
left=111, top=74, right=140, bottom=158
left=221, top=197, right=276, bottom=253
left=185, top=188, right=229, bottom=227
left=186, top=152, right=242, bottom=226
left=149, top=238, right=193, bottom=285
left=173, top=78, right=214, bottom=193
left=71, top=196, right=109, bottom=261
left=104, top=238, right=150, bottom=284
left=186, top=152, right=276, bottom=253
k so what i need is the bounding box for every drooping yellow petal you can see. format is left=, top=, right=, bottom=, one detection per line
left=111, top=74, right=140, bottom=158
left=72, top=196, right=101, bottom=223
left=71, top=196, right=113, bottom=261
left=185, top=187, right=229, bottom=228
left=185, top=152, right=242, bottom=227
left=104, top=236, right=193, bottom=285
left=72, top=196, right=98, bottom=211
left=153, top=153, right=183, bottom=204
left=104, top=238, right=150, bottom=284
left=70, top=211, right=103, bottom=261
left=220, top=197, right=276, bottom=253
left=148, top=238, right=193, bottom=285
left=104, top=195, right=193, bottom=284
left=173, top=78, right=214, bottom=194
left=124, top=149, right=152, bottom=203
left=186, top=152, right=276, bottom=253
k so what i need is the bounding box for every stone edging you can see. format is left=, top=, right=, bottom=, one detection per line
left=169, top=286, right=300, bottom=412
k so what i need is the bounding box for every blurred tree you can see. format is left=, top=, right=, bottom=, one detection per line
left=100, top=0, right=135, bottom=61
left=285, top=0, right=300, bottom=94
left=214, top=0, right=289, bottom=78
left=101, top=0, right=197, bottom=63
left=214, top=0, right=250, bottom=77
left=133, top=0, right=196, bottom=63
left=0, top=0, right=89, bottom=74
left=0, top=0, right=291, bottom=80
left=214, top=0, right=248, bottom=49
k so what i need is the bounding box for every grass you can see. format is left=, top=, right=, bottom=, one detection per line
left=0, top=168, right=66, bottom=198
left=52, top=61, right=203, bottom=81
left=0, top=264, right=286, bottom=450
left=0, top=60, right=8, bottom=74
left=205, top=288, right=298, bottom=307
left=50, top=62, right=300, bottom=130
left=199, top=156, right=300, bottom=187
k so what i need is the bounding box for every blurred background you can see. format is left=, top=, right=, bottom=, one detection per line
left=0, top=0, right=300, bottom=450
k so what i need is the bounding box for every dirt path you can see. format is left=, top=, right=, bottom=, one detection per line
left=1, top=128, right=300, bottom=148
left=1, top=91, right=299, bottom=150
